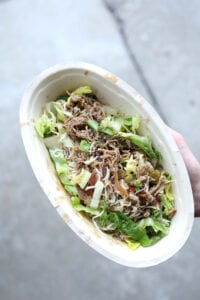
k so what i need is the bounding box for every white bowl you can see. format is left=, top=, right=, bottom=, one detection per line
left=20, top=62, right=194, bottom=267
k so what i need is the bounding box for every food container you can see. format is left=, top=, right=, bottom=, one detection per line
left=20, top=62, right=194, bottom=267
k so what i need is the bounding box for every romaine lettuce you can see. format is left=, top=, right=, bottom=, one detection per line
left=71, top=196, right=100, bottom=215
left=124, top=155, right=137, bottom=182
left=125, top=239, right=140, bottom=250
left=79, top=140, right=91, bottom=152
left=72, top=169, right=91, bottom=189
left=49, top=148, right=77, bottom=195
left=100, top=116, right=124, bottom=133
left=99, top=210, right=169, bottom=247
left=65, top=86, right=93, bottom=106
left=87, top=119, right=99, bottom=131
left=72, top=86, right=92, bottom=96
left=35, top=113, right=57, bottom=138
left=163, top=183, right=176, bottom=217
left=130, top=116, right=141, bottom=133
left=119, top=132, right=156, bottom=158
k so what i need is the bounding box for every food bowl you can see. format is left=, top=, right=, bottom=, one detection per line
left=20, top=62, right=194, bottom=267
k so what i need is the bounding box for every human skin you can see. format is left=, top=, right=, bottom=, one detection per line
left=170, top=129, right=200, bottom=217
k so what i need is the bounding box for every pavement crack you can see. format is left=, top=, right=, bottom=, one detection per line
left=103, top=0, right=167, bottom=123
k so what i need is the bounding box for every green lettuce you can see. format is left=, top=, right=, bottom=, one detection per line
left=163, top=183, right=176, bottom=218
left=101, top=127, right=116, bottom=136
left=35, top=113, right=57, bottom=138
left=123, top=117, right=132, bottom=126
left=137, top=217, right=170, bottom=237
left=72, top=169, right=91, bottom=189
left=56, top=95, right=69, bottom=101
left=99, top=210, right=146, bottom=245
left=67, top=86, right=93, bottom=106
left=35, top=99, right=69, bottom=138
left=122, top=116, right=141, bottom=133
left=72, top=86, right=92, bottom=96
left=87, top=119, right=99, bottom=131
left=79, top=140, right=91, bottom=152
left=135, top=180, right=141, bottom=190
left=125, top=239, right=140, bottom=250
left=100, top=116, right=124, bottom=133
left=124, top=155, right=137, bottom=182
left=99, top=210, right=169, bottom=247
left=46, top=100, right=69, bottom=123
left=100, top=115, right=141, bottom=135
left=49, top=148, right=77, bottom=195
left=130, top=116, right=141, bottom=133
left=71, top=196, right=100, bottom=215
left=119, top=132, right=157, bottom=158
left=53, top=102, right=66, bottom=122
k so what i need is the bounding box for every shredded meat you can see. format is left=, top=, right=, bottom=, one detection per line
left=64, top=115, right=95, bottom=141
left=114, top=170, right=129, bottom=197
left=149, top=175, right=168, bottom=195
left=71, top=94, right=105, bottom=121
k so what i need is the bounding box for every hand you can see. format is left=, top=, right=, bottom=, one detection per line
left=170, top=129, right=200, bottom=217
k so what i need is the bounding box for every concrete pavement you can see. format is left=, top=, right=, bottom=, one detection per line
left=0, top=1, right=200, bottom=299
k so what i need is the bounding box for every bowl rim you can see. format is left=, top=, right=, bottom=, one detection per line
left=20, top=61, right=194, bottom=267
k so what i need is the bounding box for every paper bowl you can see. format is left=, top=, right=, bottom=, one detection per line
left=20, top=62, right=194, bottom=267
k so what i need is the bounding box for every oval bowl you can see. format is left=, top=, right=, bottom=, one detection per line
left=20, top=62, right=194, bottom=267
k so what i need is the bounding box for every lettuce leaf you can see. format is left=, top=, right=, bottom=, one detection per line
left=101, top=127, right=116, bottom=136
left=98, top=210, right=169, bottom=247
left=125, top=239, right=140, bottom=250
left=99, top=210, right=146, bottom=242
left=72, top=86, right=92, bottom=95
left=71, top=196, right=100, bottom=215
left=124, top=155, right=137, bottom=182
left=135, top=180, right=141, bottom=190
left=137, top=217, right=170, bottom=237
left=100, top=115, right=141, bottom=134
left=100, top=116, right=124, bottom=133
left=53, top=102, right=66, bottom=122
left=35, top=113, right=57, bottom=138
left=49, top=148, right=78, bottom=195
left=123, top=117, right=132, bottom=126
left=35, top=99, right=69, bottom=138
left=131, top=116, right=141, bottom=133
left=87, top=119, right=99, bottom=131
left=79, top=140, right=91, bottom=152
left=119, top=132, right=156, bottom=158
left=66, top=86, right=93, bottom=106
left=163, top=183, right=176, bottom=218
left=59, top=175, right=78, bottom=195
left=72, top=169, right=91, bottom=189
left=46, top=100, right=70, bottom=122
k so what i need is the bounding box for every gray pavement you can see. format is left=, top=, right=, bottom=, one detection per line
left=0, top=0, right=200, bottom=299
left=105, top=0, right=200, bottom=159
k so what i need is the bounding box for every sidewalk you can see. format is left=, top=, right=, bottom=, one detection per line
left=0, top=1, right=199, bottom=299
left=105, top=0, right=200, bottom=159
